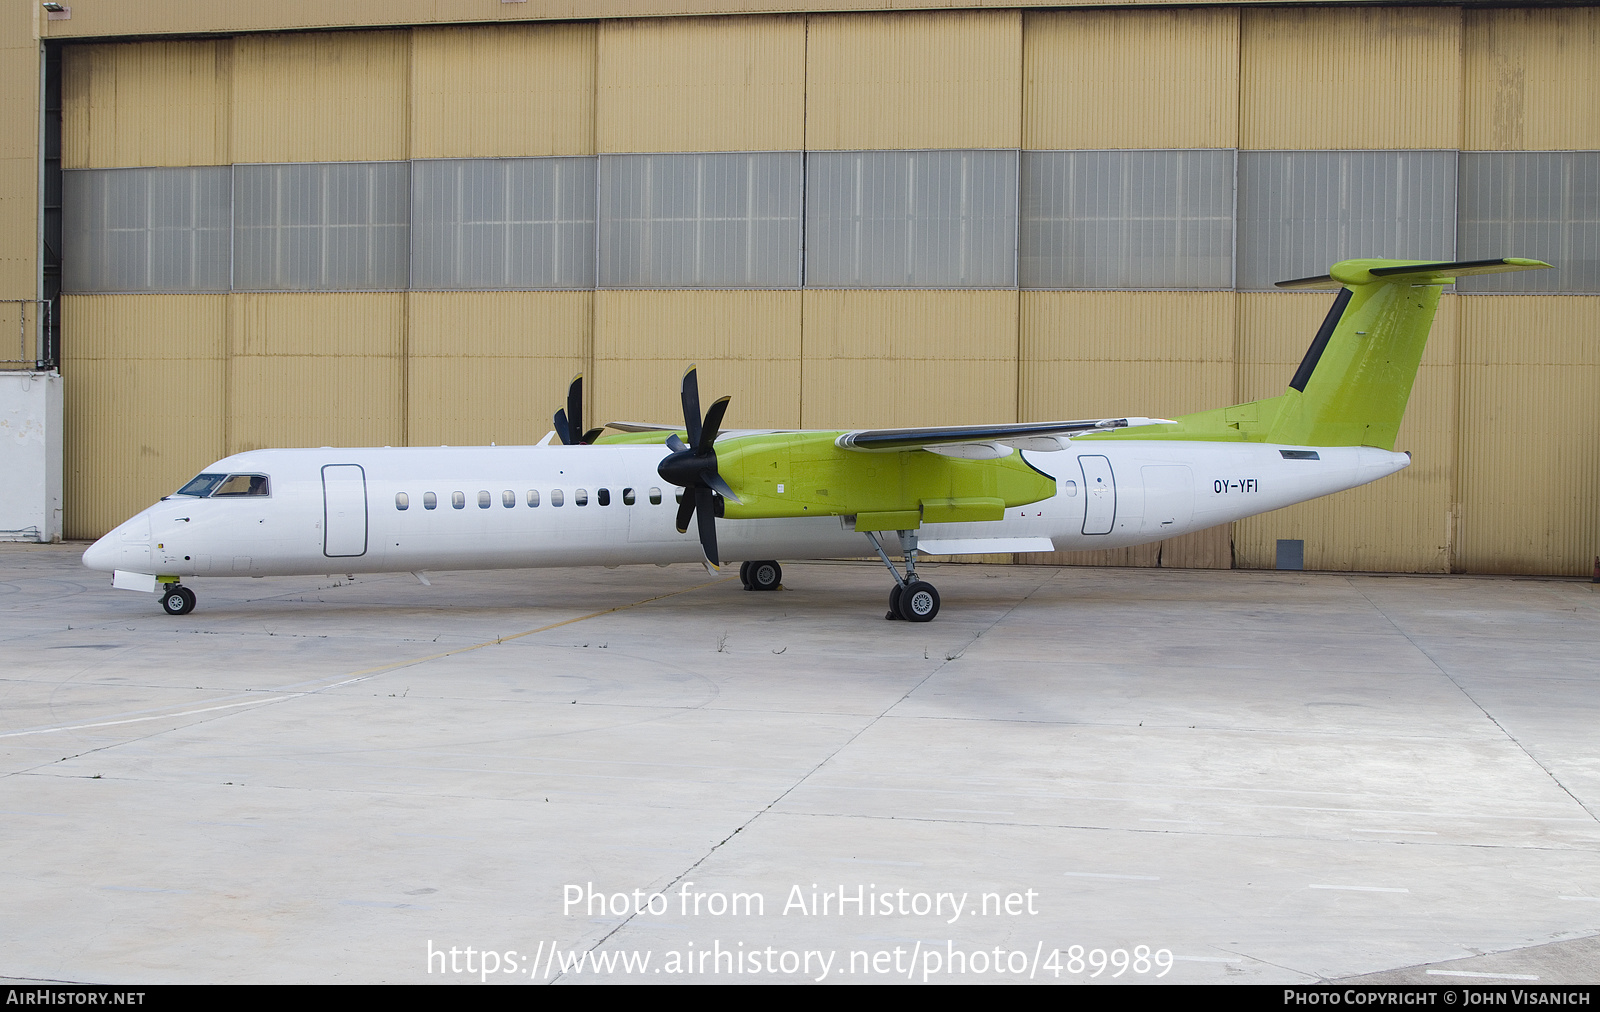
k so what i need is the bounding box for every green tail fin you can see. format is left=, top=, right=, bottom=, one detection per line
left=1265, top=257, right=1549, bottom=449
left=1082, top=257, right=1550, bottom=448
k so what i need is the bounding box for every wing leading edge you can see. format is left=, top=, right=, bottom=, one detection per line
left=834, top=417, right=1174, bottom=453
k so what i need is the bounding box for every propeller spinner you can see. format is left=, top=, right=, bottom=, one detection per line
left=552, top=373, right=605, bottom=446
left=656, top=366, right=740, bottom=568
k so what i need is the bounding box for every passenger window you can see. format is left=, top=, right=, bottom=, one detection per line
left=452, top=491, right=465, bottom=509
left=597, top=488, right=610, bottom=507
left=478, top=490, right=491, bottom=509
left=527, top=490, right=540, bottom=508
left=424, top=492, right=437, bottom=510
left=550, top=489, right=564, bottom=507
left=502, top=490, right=515, bottom=508
left=575, top=489, right=589, bottom=506
left=649, top=487, right=662, bottom=505
left=395, top=492, right=409, bottom=511
left=623, top=488, right=636, bottom=506
left=213, top=474, right=271, bottom=497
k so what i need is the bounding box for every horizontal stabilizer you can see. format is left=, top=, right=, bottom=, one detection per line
left=1276, top=257, right=1552, bottom=289
left=836, top=417, right=1173, bottom=452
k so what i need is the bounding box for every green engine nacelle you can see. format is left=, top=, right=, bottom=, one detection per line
left=713, top=431, right=1057, bottom=530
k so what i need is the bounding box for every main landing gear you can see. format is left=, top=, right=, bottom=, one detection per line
left=864, top=529, right=940, bottom=623
left=739, top=560, right=783, bottom=592
left=159, top=583, right=196, bottom=616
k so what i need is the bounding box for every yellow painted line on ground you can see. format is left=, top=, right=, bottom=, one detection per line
left=1, top=576, right=733, bottom=740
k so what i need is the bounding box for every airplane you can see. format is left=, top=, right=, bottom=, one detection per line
left=82, top=257, right=1551, bottom=622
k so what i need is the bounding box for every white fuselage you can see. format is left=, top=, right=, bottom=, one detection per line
left=83, top=441, right=1409, bottom=580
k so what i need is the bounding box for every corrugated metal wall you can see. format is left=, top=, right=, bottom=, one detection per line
left=1022, top=9, right=1239, bottom=150
left=63, top=295, right=227, bottom=538
left=593, top=290, right=800, bottom=430
left=1465, top=8, right=1600, bottom=152
left=597, top=16, right=803, bottom=154
left=1456, top=296, right=1600, bottom=575
left=1450, top=9, right=1600, bottom=575
left=231, top=32, right=409, bottom=164
left=407, top=290, right=591, bottom=448
left=62, top=41, right=230, bottom=169
left=804, top=10, right=1021, bottom=151
left=0, top=3, right=40, bottom=311
left=799, top=290, right=1019, bottom=430
left=1240, top=7, right=1463, bottom=151
left=412, top=23, right=596, bottom=159
left=51, top=6, right=1600, bottom=580
left=227, top=292, right=405, bottom=452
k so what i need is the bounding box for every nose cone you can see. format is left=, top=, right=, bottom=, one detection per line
left=84, top=511, right=152, bottom=573
left=82, top=532, right=117, bottom=572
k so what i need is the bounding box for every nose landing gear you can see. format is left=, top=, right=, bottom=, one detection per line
left=159, top=584, right=196, bottom=616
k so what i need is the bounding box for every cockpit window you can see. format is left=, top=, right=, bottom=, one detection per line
left=212, top=474, right=271, bottom=497
left=174, top=473, right=227, bottom=497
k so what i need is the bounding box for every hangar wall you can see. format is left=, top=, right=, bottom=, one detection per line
left=39, top=4, right=1600, bottom=578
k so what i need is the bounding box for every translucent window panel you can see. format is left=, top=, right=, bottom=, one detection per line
left=1236, top=151, right=1457, bottom=291
left=805, top=150, right=1018, bottom=289
left=62, top=167, right=231, bottom=293
left=1020, top=151, right=1234, bottom=290
left=234, top=162, right=409, bottom=291
left=599, top=153, right=801, bottom=288
left=411, top=158, right=596, bottom=290
left=1458, top=152, right=1600, bottom=293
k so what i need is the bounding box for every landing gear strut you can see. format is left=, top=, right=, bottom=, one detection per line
left=159, top=583, right=196, bottom=616
left=864, top=529, right=940, bottom=622
left=739, top=560, right=783, bottom=592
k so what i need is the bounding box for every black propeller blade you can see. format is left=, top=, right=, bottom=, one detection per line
left=656, top=366, right=739, bottom=569
left=553, top=373, right=604, bottom=445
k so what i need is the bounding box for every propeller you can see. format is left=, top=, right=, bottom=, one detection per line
left=552, top=373, right=605, bottom=446
left=656, top=366, right=740, bottom=569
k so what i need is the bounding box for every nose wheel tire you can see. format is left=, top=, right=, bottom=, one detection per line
left=160, top=586, right=196, bottom=616
left=895, top=581, right=939, bottom=623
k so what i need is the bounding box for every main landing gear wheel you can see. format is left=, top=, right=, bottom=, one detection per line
left=160, top=585, right=196, bottom=616
left=864, top=528, right=941, bottom=622
left=896, top=581, right=940, bottom=622
left=742, top=560, right=782, bottom=592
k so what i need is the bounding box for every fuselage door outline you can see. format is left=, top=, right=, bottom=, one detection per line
left=322, top=463, right=369, bottom=558
left=1080, top=455, right=1116, bottom=535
